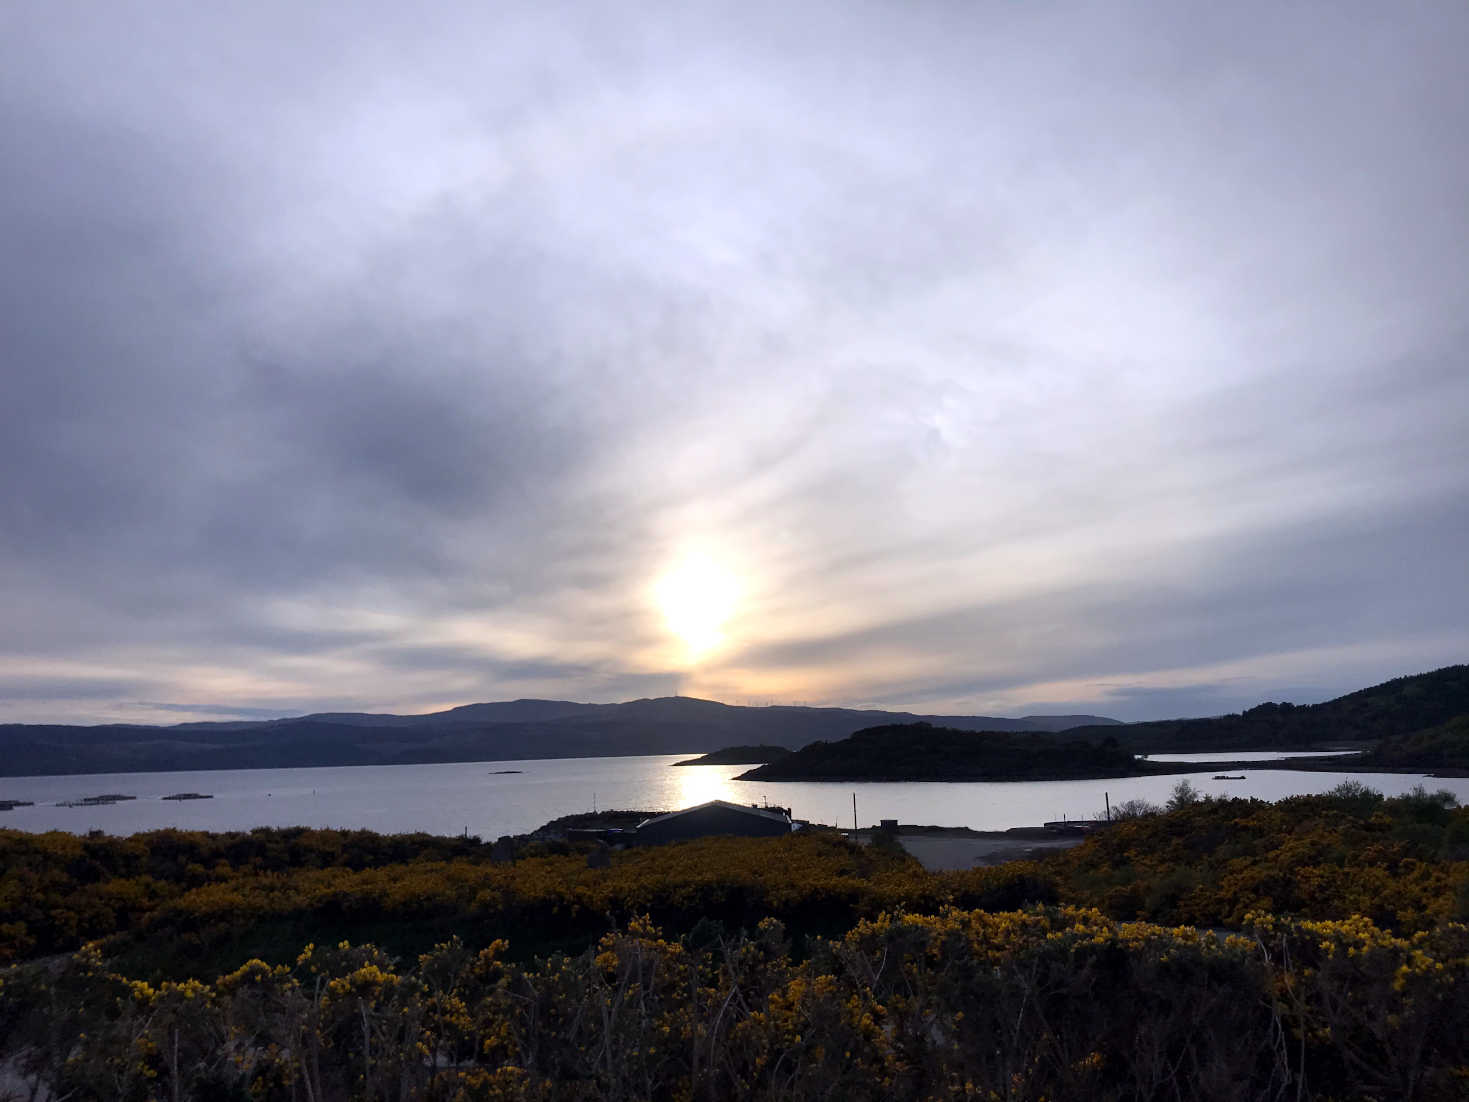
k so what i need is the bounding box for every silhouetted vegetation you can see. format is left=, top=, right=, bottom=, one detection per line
left=737, top=723, right=1141, bottom=781
left=1072, top=663, right=1469, bottom=753
left=1368, top=715, right=1469, bottom=771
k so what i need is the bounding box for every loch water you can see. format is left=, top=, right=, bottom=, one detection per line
left=3, top=753, right=1467, bottom=838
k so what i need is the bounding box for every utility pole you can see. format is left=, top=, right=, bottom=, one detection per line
left=1105, top=792, right=1111, bottom=822
left=852, top=792, right=858, bottom=834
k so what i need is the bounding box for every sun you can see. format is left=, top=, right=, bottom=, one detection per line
left=655, top=556, right=738, bottom=660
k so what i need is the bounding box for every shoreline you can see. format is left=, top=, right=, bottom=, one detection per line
left=734, top=754, right=1466, bottom=784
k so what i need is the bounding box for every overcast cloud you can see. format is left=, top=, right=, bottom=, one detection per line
left=3, top=0, right=1467, bottom=725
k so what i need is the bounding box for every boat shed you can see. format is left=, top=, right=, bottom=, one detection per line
left=630, top=800, right=792, bottom=846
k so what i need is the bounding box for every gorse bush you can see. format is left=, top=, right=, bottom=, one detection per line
left=6, top=788, right=1469, bottom=1098
left=1, top=830, right=942, bottom=975
left=5, top=786, right=1469, bottom=976
left=0, top=826, right=489, bottom=963
left=1052, top=788, right=1469, bottom=931
left=5, top=909, right=1468, bottom=1100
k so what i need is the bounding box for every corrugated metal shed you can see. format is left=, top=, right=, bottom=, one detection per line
left=631, top=799, right=792, bottom=845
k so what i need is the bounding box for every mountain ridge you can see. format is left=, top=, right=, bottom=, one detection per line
left=4, top=664, right=1463, bottom=779
left=0, top=698, right=1118, bottom=777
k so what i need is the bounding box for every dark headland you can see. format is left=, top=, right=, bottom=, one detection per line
left=735, top=724, right=1140, bottom=781
left=672, top=745, right=792, bottom=766
left=714, top=664, right=1469, bottom=782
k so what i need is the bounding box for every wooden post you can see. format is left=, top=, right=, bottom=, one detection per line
left=852, top=793, right=858, bottom=834
left=1105, top=792, right=1111, bottom=822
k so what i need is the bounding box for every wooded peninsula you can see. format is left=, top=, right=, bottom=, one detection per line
left=731, top=664, right=1469, bottom=781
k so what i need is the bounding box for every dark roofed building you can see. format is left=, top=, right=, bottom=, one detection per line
left=630, top=799, right=792, bottom=846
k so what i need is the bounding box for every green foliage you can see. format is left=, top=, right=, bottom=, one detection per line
left=1165, top=778, right=1203, bottom=810
left=1323, top=779, right=1386, bottom=815
left=1107, top=797, right=1162, bottom=820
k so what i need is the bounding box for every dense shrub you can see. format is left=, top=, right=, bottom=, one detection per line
left=7, top=791, right=1469, bottom=1098
left=1051, top=788, right=1469, bottom=932
left=5, top=909, right=1468, bottom=1100
left=6, top=786, right=1469, bottom=976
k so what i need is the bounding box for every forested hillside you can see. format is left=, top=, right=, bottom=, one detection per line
left=1368, top=714, right=1469, bottom=771
left=1069, top=663, right=1469, bottom=752
left=736, top=723, right=1140, bottom=780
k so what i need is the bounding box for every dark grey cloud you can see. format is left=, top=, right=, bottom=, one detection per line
left=2, top=0, right=1467, bottom=724
left=0, top=675, right=139, bottom=703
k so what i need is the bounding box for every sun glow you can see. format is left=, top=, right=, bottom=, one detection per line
left=655, top=556, right=738, bottom=660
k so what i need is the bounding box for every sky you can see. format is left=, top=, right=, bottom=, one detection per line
left=3, top=0, right=1467, bottom=726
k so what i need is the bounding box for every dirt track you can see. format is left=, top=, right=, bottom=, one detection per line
left=896, top=834, right=1085, bottom=871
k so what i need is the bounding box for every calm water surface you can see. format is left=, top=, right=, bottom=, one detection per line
left=1, top=754, right=1463, bottom=838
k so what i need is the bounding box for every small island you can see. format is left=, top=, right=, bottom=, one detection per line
left=672, top=745, right=792, bottom=766
left=736, top=722, right=1143, bottom=782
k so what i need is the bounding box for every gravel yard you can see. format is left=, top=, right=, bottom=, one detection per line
left=895, top=834, right=1085, bottom=871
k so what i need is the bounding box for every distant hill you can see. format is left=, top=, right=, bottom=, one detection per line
left=170, top=699, right=604, bottom=731
left=5, top=664, right=1461, bottom=779
left=1021, top=715, right=1125, bottom=732
left=0, top=699, right=1116, bottom=777
left=736, top=723, right=1140, bottom=782
left=1069, top=665, right=1469, bottom=754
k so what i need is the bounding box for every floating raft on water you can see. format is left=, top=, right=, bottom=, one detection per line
left=0, top=800, right=35, bottom=811
left=161, top=792, right=213, bottom=800
left=1212, top=774, right=1247, bottom=780
left=57, top=794, right=136, bottom=807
